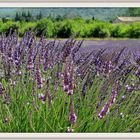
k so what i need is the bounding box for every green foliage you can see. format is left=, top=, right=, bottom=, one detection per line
left=56, top=20, right=73, bottom=38
left=36, top=11, right=43, bottom=20
left=14, top=11, right=35, bottom=22
left=0, top=21, right=19, bottom=35
left=128, top=22, right=140, bottom=38
left=128, top=8, right=140, bottom=16
left=19, top=22, right=36, bottom=37
left=0, top=32, right=139, bottom=132
left=91, top=22, right=111, bottom=38
left=111, top=22, right=140, bottom=38
left=0, top=18, right=140, bottom=38
left=0, top=64, right=140, bottom=132
left=35, top=18, right=54, bottom=37
left=111, top=24, right=130, bottom=38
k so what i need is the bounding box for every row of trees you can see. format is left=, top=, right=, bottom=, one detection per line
left=13, top=8, right=140, bottom=22
left=128, top=8, right=140, bottom=17
left=14, top=11, right=89, bottom=22
left=15, top=11, right=43, bottom=22
left=0, top=18, right=139, bottom=38
left=1, top=8, right=140, bottom=23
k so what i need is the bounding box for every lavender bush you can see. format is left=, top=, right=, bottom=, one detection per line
left=0, top=31, right=139, bottom=132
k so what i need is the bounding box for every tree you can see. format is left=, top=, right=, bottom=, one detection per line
left=26, top=11, right=33, bottom=22
left=92, top=16, right=95, bottom=20
left=27, top=11, right=32, bottom=18
left=55, top=15, right=64, bottom=21
left=36, top=11, right=43, bottom=20
left=15, top=12, right=20, bottom=21
left=20, top=11, right=26, bottom=21
left=22, top=11, right=26, bottom=18
left=2, top=17, right=7, bottom=23
left=128, top=8, right=140, bottom=16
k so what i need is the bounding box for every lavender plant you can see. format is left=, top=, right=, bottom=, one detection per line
left=0, top=31, right=139, bottom=132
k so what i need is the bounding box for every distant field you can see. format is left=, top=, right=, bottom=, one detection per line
left=82, top=40, right=140, bottom=49
left=50, top=39, right=140, bottom=52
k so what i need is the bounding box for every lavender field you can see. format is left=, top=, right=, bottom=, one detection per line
left=83, top=40, right=140, bottom=50
left=0, top=31, right=140, bottom=132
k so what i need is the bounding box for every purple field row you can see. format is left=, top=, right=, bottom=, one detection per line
left=83, top=40, right=140, bottom=50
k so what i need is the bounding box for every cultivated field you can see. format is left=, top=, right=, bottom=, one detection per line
left=0, top=32, right=140, bottom=132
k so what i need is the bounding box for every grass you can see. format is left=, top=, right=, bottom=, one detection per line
left=0, top=67, right=139, bottom=132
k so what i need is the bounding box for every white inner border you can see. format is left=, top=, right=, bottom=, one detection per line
left=0, top=2, right=140, bottom=7
left=0, top=2, right=140, bottom=138
left=0, top=133, right=140, bottom=138
left=0, top=0, right=140, bottom=2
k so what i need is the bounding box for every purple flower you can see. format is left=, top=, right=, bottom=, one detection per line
left=108, top=87, right=118, bottom=106
left=68, top=75, right=74, bottom=95
left=38, top=93, right=46, bottom=101
left=36, top=67, right=43, bottom=89
left=125, top=84, right=133, bottom=92
left=135, top=67, right=140, bottom=79
left=16, top=71, right=22, bottom=76
left=63, top=67, right=69, bottom=92
left=98, top=103, right=110, bottom=119
left=27, top=48, right=34, bottom=69
left=0, top=82, right=4, bottom=94
left=68, top=65, right=74, bottom=95
left=69, top=112, right=77, bottom=124
left=98, top=86, right=119, bottom=119
left=63, top=57, right=75, bottom=95
left=68, top=89, right=74, bottom=95
left=69, top=100, right=77, bottom=124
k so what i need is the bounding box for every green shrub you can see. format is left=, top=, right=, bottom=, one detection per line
left=35, top=18, right=54, bottom=37
left=0, top=21, right=19, bottom=35
left=19, top=22, right=36, bottom=37
left=128, top=22, right=140, bottom=38
left=56, top=20, right=73, bottom=38
left=111, top=23, right=130, bottom=38
left=91, top=22, right=111, bottom=38
left=0, top=18, right=139, bottom=38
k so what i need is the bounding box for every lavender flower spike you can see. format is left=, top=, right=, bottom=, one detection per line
left=98, top=103, right=110, bottom=119
left=69, top=100, right=77, bottom=124
left=36, top=66, right=43, bottom=89
left=0, top=82, right=4, bottom=94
